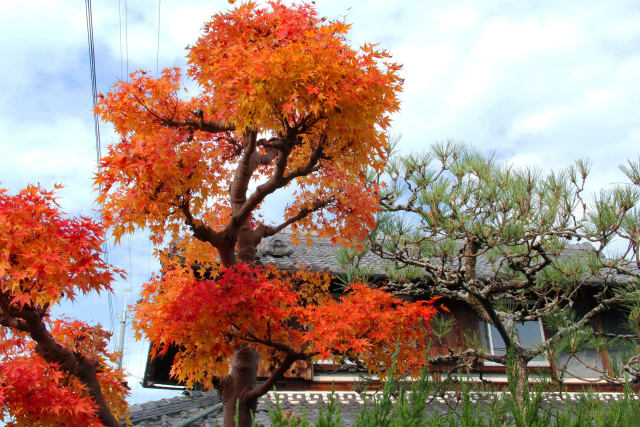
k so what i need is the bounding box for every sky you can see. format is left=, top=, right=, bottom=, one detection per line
left=1, top=0, right=639, bottom=405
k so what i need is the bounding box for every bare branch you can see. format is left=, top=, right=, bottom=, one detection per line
left=542, top=292, right=638, bottom=354
left=428, top=348, right=505, bottom=366
left=232, top=134, right=328, bottom=229
left=163, top=118, right=235, bottom=134
left=178, top=196, right=221, bottom=246
left=245, top=352, right=304, bottom=400
left=0, top=312, right=30, bottom=332
left=257, top=197, right=335, bottom=239
left=1, top=295, right=120, bottom=426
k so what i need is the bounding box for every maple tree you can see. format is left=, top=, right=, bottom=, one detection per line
left=94, top=2, right=437, bottom=426
left=0, top=185, right=128, bottom=426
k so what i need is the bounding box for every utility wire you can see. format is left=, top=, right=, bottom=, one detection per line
left=85, top=0, right=116, bottom=343
left=84, top=0, right=101, bottom=164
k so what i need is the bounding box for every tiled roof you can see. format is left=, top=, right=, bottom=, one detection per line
left=257, top=233, right=387, bottom=274
left=256, top=233, right=601, bottom=281
left=128, top=390, right=220, bottom=426
left=128, top=390, right=632, bottom=426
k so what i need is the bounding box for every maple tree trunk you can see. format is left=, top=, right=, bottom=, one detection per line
left=24, top=312, right=120, bottom=427
left=222, top=346, right=260, bottom=427
left=221, top=219, right=262, bottom=425
left=236, top=224, right=259, bottom=264
left=219, top=244, right=237, bottom=267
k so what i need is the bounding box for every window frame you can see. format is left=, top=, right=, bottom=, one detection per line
left=483, top=318, right=549, bottom=367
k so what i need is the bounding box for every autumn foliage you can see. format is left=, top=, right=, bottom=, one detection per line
left=95, top=0, right=402, bottom=250
left=134, top=263, right=437, bottom=389
left=95, top=2, right=431, bottom=426
left=0, top=186, right=128, bottom=426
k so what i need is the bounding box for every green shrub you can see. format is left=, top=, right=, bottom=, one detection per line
left=259, top=348, right=640, bottom=426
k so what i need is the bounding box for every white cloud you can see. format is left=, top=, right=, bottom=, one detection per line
left=437, top=6, right=480, bottom=30
left=476, top=18, right=581, bottom=60
left=510, top=106, right=569, bottom=134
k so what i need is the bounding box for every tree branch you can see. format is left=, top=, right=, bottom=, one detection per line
left=162, top=118, right=235, bottom=134
left=540, top=292, right=637, bottom=355
left=230, top=130, right=259, bottom=217
left=0, top=311, right=30, bottom=332
left=4, top=300, right=120, bottom=427
left=245, top=352, right=303, bottom=400
left=211, top=375, right=225, bottom=395
left=256, top=197, right=335, bottom=239
left=178, top=196, right=221, bottom=246
left=428, top=348, right=505, bottom=366
left=232, top=134, right=327, bottom=229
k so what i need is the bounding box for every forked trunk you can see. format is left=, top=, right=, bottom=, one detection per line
left=222, top=347, right=260, bottom=427
left=221, top=219, right=262, bottom=426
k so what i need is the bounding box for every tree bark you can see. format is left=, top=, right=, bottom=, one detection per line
left=236, top=223, right=259, bottom=264
left=222, top=231, right=263, bottom=427
left=223, top=150, right=269, bottom=426
left=222, top=347, right=260, bottom=427
left=513, top=352, right=528, bottom=404
left=22, top=310, right=120, bottom=427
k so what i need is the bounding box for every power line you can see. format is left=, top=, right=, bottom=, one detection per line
left=85, top=0, right=116, bottom=346
left=84, top=0, right=101, bottom=164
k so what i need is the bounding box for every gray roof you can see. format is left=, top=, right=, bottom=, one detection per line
left=257, top=232, right=386, bottom=274
left=128, top=390, right=220, bottom=426
left=128, top=390, right=631, bottom=426
left=256, top=233, right=604, bottom=281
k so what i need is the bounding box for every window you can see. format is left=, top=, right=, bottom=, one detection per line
left=482, top=319, right=548, bottom=366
